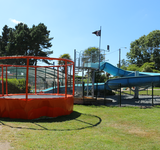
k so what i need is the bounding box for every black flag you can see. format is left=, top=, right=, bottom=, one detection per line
left=92, top=30, right=101, bottom=36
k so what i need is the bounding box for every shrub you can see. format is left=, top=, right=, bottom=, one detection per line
left=0, top=78, right=31, bottom=94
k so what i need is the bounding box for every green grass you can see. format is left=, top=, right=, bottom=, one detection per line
left=1, top=105, right=160, bottom=149
left=122, top=89, right=160, bottom=96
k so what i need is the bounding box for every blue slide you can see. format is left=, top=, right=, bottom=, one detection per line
left=97, top=62, right=160, bottom=90
left=100, top=62, right=160, bottom=77
left=43, top=62, right=160, bottom=93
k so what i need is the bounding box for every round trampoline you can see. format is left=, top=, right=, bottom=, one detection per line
left=0, top=56, right=75, bottom=119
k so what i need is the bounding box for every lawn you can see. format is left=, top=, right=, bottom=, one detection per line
left=1, top=105, right=160, bottom=149
left=121, top=88, right=160, bottom=96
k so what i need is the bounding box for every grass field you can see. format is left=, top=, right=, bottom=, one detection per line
left=121, top=88, right=160, bottom=96
left=1, top=105, right=160, bottom=149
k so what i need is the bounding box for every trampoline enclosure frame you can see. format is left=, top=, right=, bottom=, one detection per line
left=0, top=56, right=75, bottom=119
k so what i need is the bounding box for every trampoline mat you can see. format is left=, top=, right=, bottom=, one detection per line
left=0, top=94, right=65, bottom=99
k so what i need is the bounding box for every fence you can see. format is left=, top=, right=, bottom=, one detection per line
left=79, top=82, right=160, bottom=107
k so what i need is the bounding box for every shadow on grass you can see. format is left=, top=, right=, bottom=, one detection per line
left=0, top=111, right=102, bottom=131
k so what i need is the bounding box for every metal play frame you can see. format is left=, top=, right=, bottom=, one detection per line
left=74, top=49, right=108, bottom=98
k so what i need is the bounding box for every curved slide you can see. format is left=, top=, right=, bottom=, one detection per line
left=100, top=62, right=160, bottom=77
left=89, top=62, right=160, bottom=91
left=43, top=62, right=160, bottom=93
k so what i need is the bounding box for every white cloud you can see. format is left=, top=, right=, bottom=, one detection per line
left=10, top=18, right=22, bottom=24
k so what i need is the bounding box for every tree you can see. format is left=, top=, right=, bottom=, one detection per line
left=124, top=62, right=160, bottom=73
left=95, top=73, right=108, bottom=83
left=139, top=62, right=155, bottom=72
left=117, top=59, right=128, bottom=70
left=58, top=54, right=72, bottom=73
left=0, top=25, right=13, bottom=64
left=82, top=47, right=105, bottom=63
left=0, top=23, right=53, bottom=65
left=5, top=23, right=30, bottom=65
left=126, top=30, right=160, bottom=70
left=29, top=23, right=53, bottom=65
left=126, top=64, right=140, bottom=71
left=0, top=25, right=12, bottom=56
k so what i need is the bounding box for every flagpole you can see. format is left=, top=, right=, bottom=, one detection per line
left=99, top=26, right=101, bottom=70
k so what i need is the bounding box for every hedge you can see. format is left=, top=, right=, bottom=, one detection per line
left=0, top=78, right=31, bottom=94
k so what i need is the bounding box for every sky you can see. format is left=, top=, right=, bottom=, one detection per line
left=0, top=0, right=160, bottom=67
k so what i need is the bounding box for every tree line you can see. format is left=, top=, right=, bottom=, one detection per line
left=122, top=30, right=160, bottom=72
left=1, top=22, right=159, bottom=73
left=0, top=23, right=53, bottom=65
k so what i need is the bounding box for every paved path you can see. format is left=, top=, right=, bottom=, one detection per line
left=106, top=95, right=160, bottom=107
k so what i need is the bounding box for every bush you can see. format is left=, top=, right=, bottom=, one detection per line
left=0, top=78, right=31, bottom=94
left=95, top=74, right=108, bottom=83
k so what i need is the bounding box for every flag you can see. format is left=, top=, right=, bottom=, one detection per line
left=92, top=30, right=101, bottom=36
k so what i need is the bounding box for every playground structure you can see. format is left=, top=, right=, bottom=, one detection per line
left=74, top=49, right=109, bottom=98
left=1, top=52, right=159, bottom=120
left=0, top=56, right=75, bottom=119
left=74, top=49, right=160, bottom=100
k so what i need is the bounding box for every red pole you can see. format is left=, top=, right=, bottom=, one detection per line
left=2, top=66, right=4, bottom=96
left=65, top=61, right=67, bottom=98
left=35, top=67, right=37, bottom=94
left=26, top=58, right=29, bottom=101
left=72, top=63, right=75, bottom=96
left=6, top=67, right=8, bottom=95
left=57, top=67, right=59, bottom=94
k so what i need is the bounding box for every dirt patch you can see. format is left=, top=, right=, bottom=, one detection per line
left=0, top=141, right=12, bottom=150
left=0, top=126, right=13, bottom=149
left=128, top=128, right=149, bottom=136
left=0, top=125, right=2, bottom=131
left=111, top=123, right=160, bottom=139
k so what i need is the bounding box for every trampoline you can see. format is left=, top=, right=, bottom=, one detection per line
left=0, top=56, right=75, bottom=119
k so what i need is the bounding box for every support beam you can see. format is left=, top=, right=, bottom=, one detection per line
left=92, top=70, right=95, bottom=98
left=134, top=71, right=139, bottom=99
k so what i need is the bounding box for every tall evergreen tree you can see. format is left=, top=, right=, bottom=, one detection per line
left=0, top=23, right=53, bottom=65
left=29, top=23, right=53, bottom=65
left=1, top=25, right=11, bottom=56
